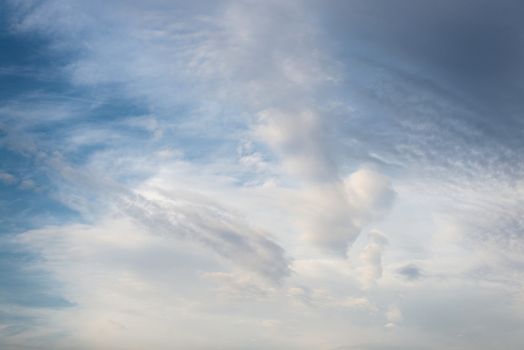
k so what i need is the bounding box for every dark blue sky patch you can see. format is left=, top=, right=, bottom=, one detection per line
left=0, top=2, right=72, bottom=102
left=0, top=239, right=74, bottom=309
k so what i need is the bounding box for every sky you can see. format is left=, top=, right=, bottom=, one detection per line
left=1, top=0, right=524, bottom=349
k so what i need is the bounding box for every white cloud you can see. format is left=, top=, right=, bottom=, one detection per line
left=14, top=221, right=284, bottom=350
left=254, top=108, right=337, bottom=182
left=385, top=304, right=403, bottom=328
left=297, top=168, right=395, bottom=256
left=344, top=169, right=396, bottom=226
left=357, top=231, right=389, bottom=288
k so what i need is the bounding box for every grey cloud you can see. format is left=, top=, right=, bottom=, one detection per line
left=303, top=0, right=524, bottom=187
left=119, top=190, right=291, bottom=284
left=396, top=264, right=423, bottom=281
left=318, top=0, right=524, bottom=84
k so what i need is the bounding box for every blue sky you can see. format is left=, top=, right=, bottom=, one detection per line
left=1, top=1, right=524, bottom=349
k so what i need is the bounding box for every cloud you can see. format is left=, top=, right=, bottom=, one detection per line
left=4, top=218, right=374, bottom=350
left=344, top=169, right=396, bottom=225
left=2, top=0, right=524, bottom=349
left=254, top=108, right=337, bottom=182
left=201, top=271, right=274, bottom=301
left=298, top=168, right=395, bottom=256
left=4, top=0, right=398, bottom=262
left=396, top=264, right=423, bottom=281
left=10, top=218, right=272, bottom=349
left=385, top=304, right=403, bottom=328
left=0, top=171, right=16, bottom=185
left=119, top=187, right=291, bottom=284
left=287, top=285, right=377, bottom=313
left=356, top=231, right=389, bottom=288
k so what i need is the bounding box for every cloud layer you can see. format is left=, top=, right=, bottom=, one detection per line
left=1, top=1, right=524, bottom=349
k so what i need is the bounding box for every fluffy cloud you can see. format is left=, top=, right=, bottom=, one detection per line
left=254, top=108, right=337, bottom=182
left=298, top=169, right=395, bottom=256
left=357, top=231, right=389, bottom=288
